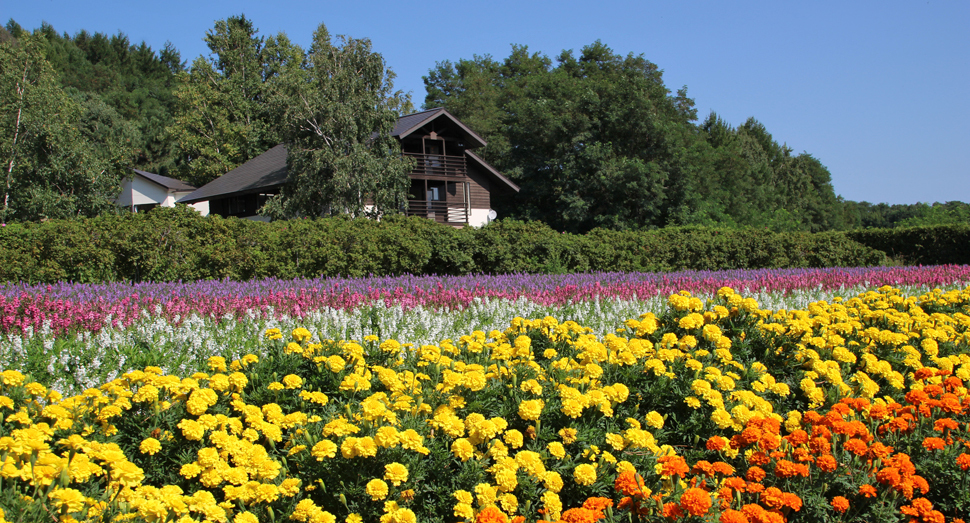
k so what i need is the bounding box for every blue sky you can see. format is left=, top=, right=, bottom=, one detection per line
left=7, top=0, right=968, bottom=205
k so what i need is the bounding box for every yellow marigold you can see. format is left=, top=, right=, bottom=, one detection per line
left=139, top=437, right=161, bottom=456
left=366, top=479, right=389, bottom=500
left=292, top=327, right=312, bottom=343
left=49, top=487, right=86, bottom=513
left=645, top=411, right=664, bottom=429
left=559, top=427, right=577, bottom=445
left=283, top=374, right=303, bottom=389
left=547, top=441, right=566, bottom=459
left=517, top=399, right=545, bottom=421
left=503, top=430, right=524, bottom=449
left=384, top=462, right=409, bottom=486
left=573, top=463, right=597, bottom=486
left=312, top=440, right=338, bottom=460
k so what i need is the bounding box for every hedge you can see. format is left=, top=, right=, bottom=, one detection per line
left=0, top=206, right=920, bottom=284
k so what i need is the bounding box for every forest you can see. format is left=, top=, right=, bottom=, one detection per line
left=1, top=16, right=967, bottom=230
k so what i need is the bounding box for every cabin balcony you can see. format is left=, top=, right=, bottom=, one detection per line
left=405, top=200, right=468, bottom=226
left=404, top=152, right=467, bottom=179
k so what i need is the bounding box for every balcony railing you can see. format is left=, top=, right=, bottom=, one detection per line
left=404, top=152, right=466, bottom=178
left=405, top=200, right=468, bottom=225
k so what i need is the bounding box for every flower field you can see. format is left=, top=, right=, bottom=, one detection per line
left=3, top=265, right=970, bottom=398
left=1, top=266, right=970, bottom=522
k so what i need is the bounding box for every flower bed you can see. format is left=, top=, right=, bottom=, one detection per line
left=1, top=284, right=968, bottom=522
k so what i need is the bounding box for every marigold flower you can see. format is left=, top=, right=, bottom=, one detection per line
left=858, top=484, right=877, bottom=498
left=831, top=496, right=849, bottom=513
left=139, top=437, right=161, bottom=456
left=679, top=487, right=712, bottom=516
left=922, top=437, right=946, bottom=451
left=366, top=479, right=388, bottom=501
left=815, top=454, right=837, bottom=473
left=719, top=509, right=749, bottom=523
left=475, top=506, right=508, bottom=523
left=384, top=462, right=409, bottom=486
left=745, top=466, right=766, bottom=483
left=956, top=453, right=970, bottom=471
left=573, top=463, right=597, bottom=486
left=657, top=455, right=689, bottom=478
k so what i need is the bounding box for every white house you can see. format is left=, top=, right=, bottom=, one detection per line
left=116, top=169, right=209, bottom=215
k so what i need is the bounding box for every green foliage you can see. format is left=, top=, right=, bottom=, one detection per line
left=0, top=210, right=892, bottom=285
left=846, top=223, right=970, bottom=266
left=261, top=23, right=413, bottom=220
left=168, top=15, right=289, bottom=187
left=0, top=32, right=129, bottom=222
left=424, top=43, right=844, bottom=233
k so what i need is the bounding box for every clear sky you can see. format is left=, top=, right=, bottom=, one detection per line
left=6, top=0, right=968, bottom=205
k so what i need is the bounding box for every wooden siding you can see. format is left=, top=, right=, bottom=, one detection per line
left=466, top=163, right=491, bottom=210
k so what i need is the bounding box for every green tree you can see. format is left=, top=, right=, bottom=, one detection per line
left=425, top=41, right=698, bottom=232
left=168, top=15, right=288, bottom=186
left=1, top=33, right=127, bottom=221
left=260, top=23, right=412, bottom=219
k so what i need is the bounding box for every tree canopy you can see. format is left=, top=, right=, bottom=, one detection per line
left=1, top=30, right=130, bottom=221
left=260, top=23, right=414, bottom=219
left=424, top=41, right=848, bottom=233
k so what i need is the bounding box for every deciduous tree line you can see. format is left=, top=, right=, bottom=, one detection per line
left=1, top=16, right=966, bottom=229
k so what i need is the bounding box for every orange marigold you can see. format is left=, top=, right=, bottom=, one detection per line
left=679, top=488, right=712, bottom=517
left=746, top=466, right=766, bottom=482
left=774, top=459, right=809, bottom=479
left=561, top=508, right=601, bottom=523
left=582, top=497, right=613, bottom=512
left=858, top=484, right=877, bottom=498
left=662, top=502, right=684, bottom=519
left=844, top=438, right=868, bottom=456
left=783, top=492, right=803, bottom=512
left=475, top=506, right=509, bottom=523
left=707, top=436, right=730, bottom=451
left=719, top=509, right=749, bottom=523
left=759, top=487, right=786, bottom=510
left=657, top=455, right=690, bottom=478
left=614, top=471, right=645, bottom=497
left=711, top=461, right=735, bottom=476
left=934, top=417, right=959, bottom=433
left=815, top=454, right=838, bottom=473
left=831, top=496, right=849, bottom=513
left=957, top=453, right=970, bottom=471
left=922, top=437, right=946, bottom=451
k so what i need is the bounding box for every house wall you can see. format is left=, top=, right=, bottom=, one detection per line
left=116, top=177, right=170, bottom=208
left=467, top=165, right=493, bottom=210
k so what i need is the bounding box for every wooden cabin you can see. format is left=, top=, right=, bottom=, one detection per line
left=177, top=108, right=519, bottom=226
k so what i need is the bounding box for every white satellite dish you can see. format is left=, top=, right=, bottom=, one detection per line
left=487, top=209, right=498, bottom=221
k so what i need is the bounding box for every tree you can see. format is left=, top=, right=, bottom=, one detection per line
left=260, top=23, right=413, bottom=219
left=1, top=33, right=128, bottom=221
left=425, top=41, right=698, bottom=232
left=168, top=15, right=287, bottom=186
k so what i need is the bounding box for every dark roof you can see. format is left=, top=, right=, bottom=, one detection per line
left=466, top=151, right=519, bottom=193
left=177, top=145, right=288, bottom=204
left=132, top=169, right=196, bottom=192
left=391, top=107, right=487, bottom=149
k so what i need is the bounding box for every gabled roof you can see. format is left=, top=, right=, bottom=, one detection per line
left=178, top=145, right=288, bottom=204
left=466, top=151, right=519, bottom=193
left=132, top=169, right=196, bottom=192
left=391, top=107, right=487, bottom=149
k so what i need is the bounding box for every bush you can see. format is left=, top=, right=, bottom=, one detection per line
left=0, top=210, right=893, bottom=284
